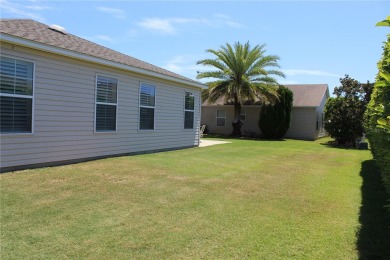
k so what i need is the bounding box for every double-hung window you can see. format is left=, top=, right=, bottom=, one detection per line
left=184, top=92, right=194, bottom=129
left=0, top=56, right=34, bottom=134
left=216, top=109, right=226, bottom=126
left=95, top=75, right=117, bottom=132
left=139, top=83, right=155, bottom=130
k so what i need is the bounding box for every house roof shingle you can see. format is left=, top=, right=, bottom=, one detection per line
left=202, top=84, right=329, bottom=107
left=0, top=19, right=203, bottom=87
left=285, top=84, right=329, bottom=107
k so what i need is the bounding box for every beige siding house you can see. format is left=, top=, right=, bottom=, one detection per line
left=0, top=19, right=206, bottom=172
left=201, top=84, right=329, bottom=140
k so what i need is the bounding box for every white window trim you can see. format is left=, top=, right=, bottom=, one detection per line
left=94, top=74, right=118, bottom=133
left=0, top=55, right=35, bottom=135
left=139, top=82, right=156, bottom=131
left=184, top=91, right=195, bottom=130
left=216, top=109, right=226, bottom=127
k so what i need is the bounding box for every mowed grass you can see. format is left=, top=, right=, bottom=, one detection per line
left=1, top=138, right=374, bottom=259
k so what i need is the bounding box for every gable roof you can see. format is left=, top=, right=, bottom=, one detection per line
left=285, top=84, right=329, bottom=107
left=202, top=84, right=329, bottom=107
left=0, top=19, right=205, bottom=89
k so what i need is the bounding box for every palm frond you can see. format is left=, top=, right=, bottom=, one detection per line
left=196, top=59, right=227, bottom=71
left=208, top=81, right=234, bottom=103
left=196, top=41, right=284, bottom=107
left=251, top=83, right=279, bottom=104
left=266, top=70, right=286, bottom=78
left=197, top=71, right=228, bottom=80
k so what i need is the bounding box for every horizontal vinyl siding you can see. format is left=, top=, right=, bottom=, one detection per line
left=201, top=106, right=261, bottom=135
left=201, top=106, right=233, bottom=135
left=201, top=105, right=318, bottom=140
left=1, top=45, right=201, bottom=170
left=285, top=107, right=317, bottom=140
left=240, top=107, right=261, bottom=135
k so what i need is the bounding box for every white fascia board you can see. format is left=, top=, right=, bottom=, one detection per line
left=1, top=34, right=207, bottom=89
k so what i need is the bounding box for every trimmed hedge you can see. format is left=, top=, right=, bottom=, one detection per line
left=364, top=17, right=390, bottom=206
left=366, top=86, right=390, bottom=193
left=258, top=85, right=293, bottom=139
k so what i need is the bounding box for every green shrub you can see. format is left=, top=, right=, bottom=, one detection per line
left=324, top=75, right=372, bottom=146
left=258, top=85, right=293, bottom=139
left=364, top=16, right=390, bottom=203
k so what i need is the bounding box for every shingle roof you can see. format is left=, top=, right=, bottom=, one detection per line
left=202, top=84, right=329, bottom=107
left=0, top=19, right=201, bottom=86
left=285, top=84, right=329, bottom=107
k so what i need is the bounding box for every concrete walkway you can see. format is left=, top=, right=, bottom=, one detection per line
left=199, top=139, right=232, bottom=147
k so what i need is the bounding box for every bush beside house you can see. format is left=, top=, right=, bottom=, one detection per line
left=258, top=86, right=293, bottom=139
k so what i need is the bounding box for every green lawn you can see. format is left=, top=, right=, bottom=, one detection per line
left=1, top=137, right=388, bottom=259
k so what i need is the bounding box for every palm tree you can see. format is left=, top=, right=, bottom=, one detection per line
left=197, top=41, right=285, bottom=136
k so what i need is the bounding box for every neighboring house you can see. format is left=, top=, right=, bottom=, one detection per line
left=201, top=84, right=330, bottom=140
left=0, top=19, right=206, bottom=172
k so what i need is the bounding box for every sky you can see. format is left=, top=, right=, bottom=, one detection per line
left=1, top=0, right=388, bottom=94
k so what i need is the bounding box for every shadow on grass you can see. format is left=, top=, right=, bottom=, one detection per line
left=357, top=160, right=390, bottom=259
left=320, top=140, right=367, bottom=151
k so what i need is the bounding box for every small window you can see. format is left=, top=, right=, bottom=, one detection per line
left=139, top=83, right=155, bottom=130
left=0, top=56, right=34, bottom=133
left=184, top=92, right=194, bottom=129
left=95, top=75, right=117, bottom=132
left=216, top=109, right=226, bottom=127
left=239, top=109, right=246, bottom=121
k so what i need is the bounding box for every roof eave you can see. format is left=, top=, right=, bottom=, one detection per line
left=1, top=34, right=207, bottom=89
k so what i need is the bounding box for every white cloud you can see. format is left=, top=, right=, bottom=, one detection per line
left=137, top=14, right=243, bottom=35
left=278, top=79, right=300, bottom=85
left=96, top=6, right=126, bottom=19
left=138, top=18, right=177, bottom=34
left=0, top=0, right=48, bottom=21
left=127, top=28, right=139, bottom=38
left=162, top=54, right=205, bottom=80
left=94, top=35, right=115, bottom=43
left=212, top=13, right=243, bottom=28
left=283, top=69, right=341, bottom=78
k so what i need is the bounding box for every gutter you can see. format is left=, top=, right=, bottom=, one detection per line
left=1, top=34, right=207, bottom=89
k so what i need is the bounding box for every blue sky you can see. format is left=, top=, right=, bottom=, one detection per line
left=1, top=0, right=388, bottom=94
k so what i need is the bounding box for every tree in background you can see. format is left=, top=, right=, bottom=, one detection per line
left=364, top=16, right=390, bottom=199
left=197, top=41, right=285, bottom=136
left=258, top=86, right=293, bottom=139
left=324, top=75, right=373, bottom=146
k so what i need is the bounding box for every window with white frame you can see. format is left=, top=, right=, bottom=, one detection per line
left=139, top=83, right=155, bottom=130
left=0, top=56, right=34, bottom=133
left=184, top=92, right=194, bottom=129
left=216, top=109, right=226, bottom=126
left=239, top=109, right=246, bottom=121
left=95, top=75, right=117, bottom=132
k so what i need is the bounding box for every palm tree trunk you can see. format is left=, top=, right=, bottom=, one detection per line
left=231, top=103, right=242, bottom=136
